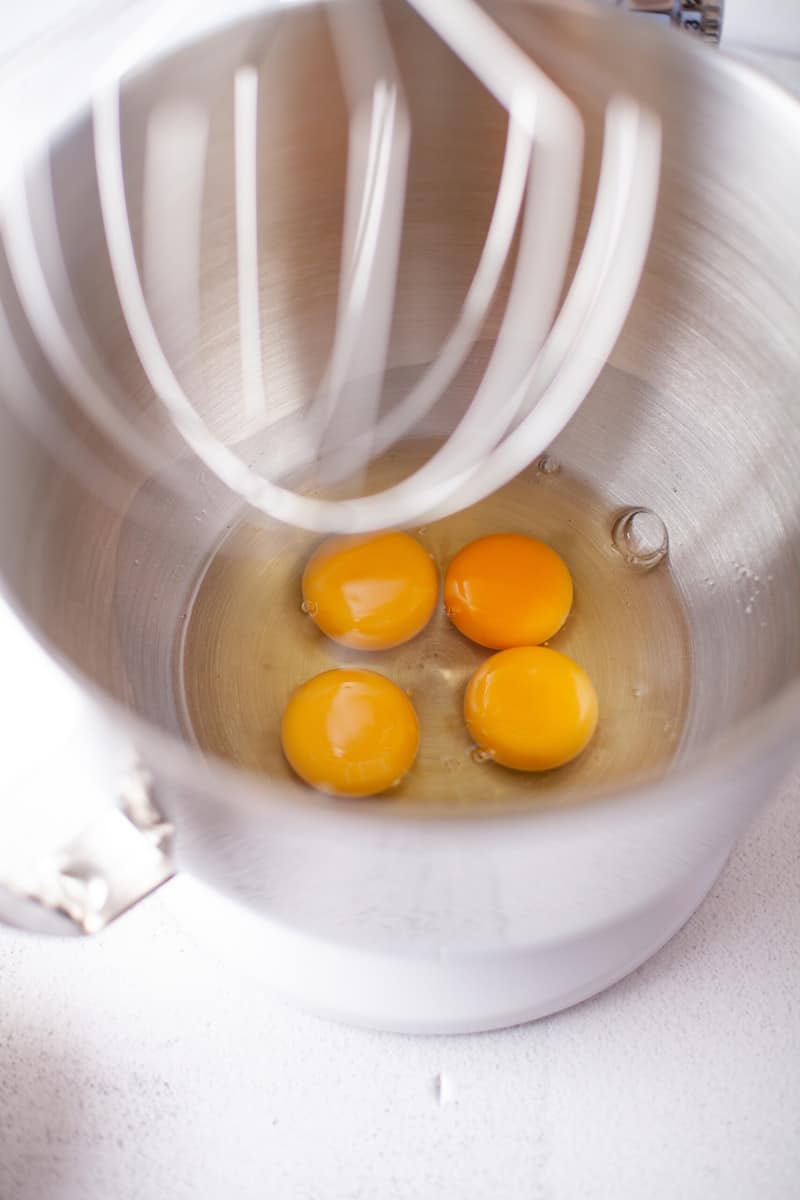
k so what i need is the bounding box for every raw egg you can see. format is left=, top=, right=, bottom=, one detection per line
left=464, top=646, right=598, bottom=771
left=302, top=532, right=438, bottom=650
left=281, top=668, right=419, bottom=796
left=444, top=533, right=573, bottom=649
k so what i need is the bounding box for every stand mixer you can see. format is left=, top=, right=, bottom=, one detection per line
left=1, top=0, right=799, bottom=1032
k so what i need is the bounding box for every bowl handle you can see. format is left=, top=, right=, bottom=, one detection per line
left=0, top=595, right=174, bottom=936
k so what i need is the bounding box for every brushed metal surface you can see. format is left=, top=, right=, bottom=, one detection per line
left=0, top=1, right=798, bottom=947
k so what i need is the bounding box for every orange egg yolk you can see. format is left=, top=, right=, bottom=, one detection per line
left=302, top=532, right=438, bottom=650
left=281, top=668, right=419, bottom=796
left=464, top=646, right=598, bottom=771
left=444, top=533, right=573, bottom=649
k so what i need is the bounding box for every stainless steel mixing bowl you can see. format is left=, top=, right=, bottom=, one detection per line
left=0, top=1, right=798, bottom=1031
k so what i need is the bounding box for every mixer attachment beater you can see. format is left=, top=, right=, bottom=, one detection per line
left=2, top=0, right=661, bottom=536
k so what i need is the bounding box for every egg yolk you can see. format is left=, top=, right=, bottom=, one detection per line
left=302, top=532, right=438, bottom=650
left=444, top=533, right=573, bottom=649
left=464, top=646, right=598, bottom=771
left=281, top=668, right=419, bottom=796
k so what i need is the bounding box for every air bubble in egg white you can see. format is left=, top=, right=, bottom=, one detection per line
left=611, top=507, right=669, bottom=571
left=537, top=454, right=560, bottom=476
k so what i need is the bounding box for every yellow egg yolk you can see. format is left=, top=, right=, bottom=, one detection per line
left=281, top=668, right=419, bottom=796
left=302, top=532, right=438, bottom=650
left=464, top=646, right=598, bottom=771
left=444, top=533, right=573, bottom=649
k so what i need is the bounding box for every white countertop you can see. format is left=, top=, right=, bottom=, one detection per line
left=1, top=6, right=799, bottom=1199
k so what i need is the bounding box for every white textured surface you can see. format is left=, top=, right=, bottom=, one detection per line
left=1, top=6, right=800, bottom=1198
left=723, top=0, right=800, bottom=53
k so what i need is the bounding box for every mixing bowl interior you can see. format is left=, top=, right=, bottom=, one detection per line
left=1, top=0, right=799, bottom=812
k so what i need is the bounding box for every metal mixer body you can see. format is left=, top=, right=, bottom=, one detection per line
left=0, top=1, right=799, bottom=1029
